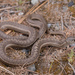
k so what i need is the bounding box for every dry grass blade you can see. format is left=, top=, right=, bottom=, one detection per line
left=0, top=6, right=18, bottom=11
left=68, top=62, right=75, bottom=72
left=25, top=68, right=39, bottom=74
left=61, top=16, right=64, bottom=31
left=5, top=30, right=11, bottom=34
left=0, top=66, right=15, bottom=75
left=47, top=0, right=50, bottom=13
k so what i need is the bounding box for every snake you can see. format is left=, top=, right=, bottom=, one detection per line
left=0, top=14, right=70, bottom=65
left=26, top=13, right=49, bottom=38
left=0, top=13, right=48, bottom=46
left=0, top=36, right=73, bottom=65
left=0, top=21, right=35, bottom=40
left=0, top=32, right=68, bottom=65
left=0, top=38, right=69, bottom=65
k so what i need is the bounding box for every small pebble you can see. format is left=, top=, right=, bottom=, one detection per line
left=31, top=0, right=45, bottom=5
left=22, top=49, right=30, bottom=54
left=18, top=12, right=24, bottom=16
left=28, top=64, right=36, bottom=71
left=31, top=0, right=39, bottom=5
left=38, top=64, right=39, bottom=65
left=47, top=23, right=52, bottom=29
left=48, top=63, right=50, bottom=67
left=20, top=34, right=23, bottom=36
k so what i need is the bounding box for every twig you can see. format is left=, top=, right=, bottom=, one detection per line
left=18, top=3, right=39, bottom=24
left=61, top=15, right=64, bottom=31
left=0, top=6, right=18, bottom=11
left=47, top=0, right=50, bottom=14
left=25, top=68, right=39, bottom=74
left=69, top=15, right=72, bottom=25
left=49, top=61, right=53, bottom=73
left=59, top=64, right=66, bottom=75
left=31, top=0, right=48, bottom=14
left=54, top=58, right=67, bottom=74
left=0, top=66, right=15, bottom=75
left=68, top=62, right=75, bottom=73
left=18, top=0, right=48, bottom=24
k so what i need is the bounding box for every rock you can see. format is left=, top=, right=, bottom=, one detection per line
left=31, top=0, right=39, bottom=5
left=31, top=0, right=45, bottom=5
left=20, top=34, right=23, bottom=36
left=68, top=1, right=74, bottom=7
left=28, top=64, right=36, bottom=71
left=47, top=23, right=52, bottom=29
left=18, top=12, right=24, bottom=16
left=22, top=49, right=30, bottom=55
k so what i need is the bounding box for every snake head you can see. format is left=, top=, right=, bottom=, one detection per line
left=66, top=37, right=75, bottom=44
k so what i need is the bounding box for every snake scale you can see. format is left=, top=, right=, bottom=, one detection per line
left=0, top=14, right=73, bottom=65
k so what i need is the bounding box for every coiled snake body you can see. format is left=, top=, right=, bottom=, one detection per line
left=0, top=38, right=68, bottom=65
left=0, top=14, right=72, bottom=65
left=0, top=14, right=48, bottom=65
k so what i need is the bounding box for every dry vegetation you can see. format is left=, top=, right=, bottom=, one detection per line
left=0, top=0, right=75, bottom=75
